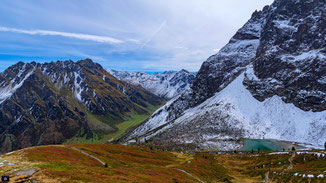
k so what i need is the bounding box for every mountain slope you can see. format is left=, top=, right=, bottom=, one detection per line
left=120, top=0, right=326, bottom=150
left=0, top=59, right=163, bottom=153
left=107, top=69, right=196, bottom=99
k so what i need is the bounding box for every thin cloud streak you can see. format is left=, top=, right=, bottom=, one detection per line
left=0, top=26, right=124, bottom=44
left=141, top=21, right=167, bottom=49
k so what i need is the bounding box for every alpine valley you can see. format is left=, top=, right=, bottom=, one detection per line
left=119, top=0, right=326, bottom=151
left=2, top=0, right=326, bottom=182
left=0, top=59, right=164, bottom=153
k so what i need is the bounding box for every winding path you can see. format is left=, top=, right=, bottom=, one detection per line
left=173, top=168, right=205, bottom=183
left=287, top=152, right=296, bottom=170
left=64, top=146, right=106, bottom=166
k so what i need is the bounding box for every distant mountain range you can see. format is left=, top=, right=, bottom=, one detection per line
left=0, top=59, right=163, bottom=153
left=107, top=69, right=196, bottom=99
left=120, top=0, right=326, bottom=151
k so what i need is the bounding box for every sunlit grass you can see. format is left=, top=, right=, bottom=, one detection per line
left=22, top=144, right=230, bottom=182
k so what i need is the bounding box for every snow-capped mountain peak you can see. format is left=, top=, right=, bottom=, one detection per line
left=107, top=69, right=196, bottom=99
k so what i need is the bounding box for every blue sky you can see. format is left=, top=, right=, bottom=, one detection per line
left=0, top=0, right=273, bottom=72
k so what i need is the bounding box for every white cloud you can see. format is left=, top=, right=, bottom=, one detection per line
left=0, top=26, right=123, bottom=44
left=0, top=0, right=274, bottom=72
left=126, top=0, right=274, bottom=71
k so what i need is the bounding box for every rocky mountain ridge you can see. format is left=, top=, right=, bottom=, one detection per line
left=0, top=59, right=162, bottom=153
left=107, top=69, right=196, bottom=99
left=120, top=0, right=326, bottom=151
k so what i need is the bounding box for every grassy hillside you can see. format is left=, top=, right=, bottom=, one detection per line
left=0, top=144, right=230, bottom=183
left=1, top=144, right=325, bottom=182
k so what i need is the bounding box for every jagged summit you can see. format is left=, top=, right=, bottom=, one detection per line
left=77, top=58, right=103, bottom=70
left=120, top=0, right=326, bottom=151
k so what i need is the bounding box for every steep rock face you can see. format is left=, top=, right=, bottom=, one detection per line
left=121, top=0, right=326, bottom=150
left=191, top=6, right=269, bottom=105
left=107, top=69, right=196, bottom=99
left=244, top=0, right=326, bottom=112
left=0, top=59, right=162, bottom=153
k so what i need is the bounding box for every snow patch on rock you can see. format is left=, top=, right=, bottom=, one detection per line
left=0, top=68, right=35, bottom=104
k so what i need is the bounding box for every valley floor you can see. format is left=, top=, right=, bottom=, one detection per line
left=64, top=103, right=162, bottom=145
left=0, top=144, right=325, bottom=182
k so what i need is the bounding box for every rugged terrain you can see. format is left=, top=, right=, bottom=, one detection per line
left=1, top=144, right=326, bottom=183
left=120, top=0, right=326, bottom=151
left=0, top=59, right=163, bottom=153
left=108, top=69, right=196, bottom=99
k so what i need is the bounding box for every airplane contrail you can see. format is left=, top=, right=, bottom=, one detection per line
left=141, top=21, right=167, bottom=49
